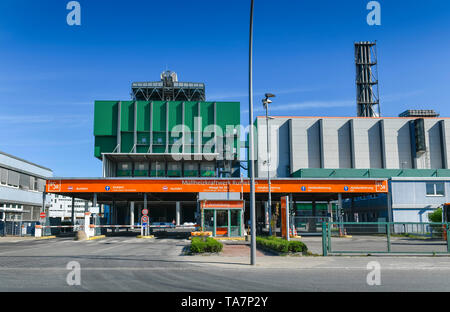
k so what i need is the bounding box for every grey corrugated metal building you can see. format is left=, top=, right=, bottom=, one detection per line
left=255, top=116, right=450, bottom=223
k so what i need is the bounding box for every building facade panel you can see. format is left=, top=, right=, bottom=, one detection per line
left=258, top=117, right=450, bottom=178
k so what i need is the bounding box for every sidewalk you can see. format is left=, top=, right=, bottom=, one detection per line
left=0, top=236, right=36, bottom=243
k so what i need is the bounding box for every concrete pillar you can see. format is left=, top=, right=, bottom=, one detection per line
left=71, top=197, right=75, bottom=225
left=176, top=202, right=181, bottom=226
left=327, top=201, right=333, bottom=222
left=338, top=194, right=343, bottom=222
left=143, top=194, right=147, bottom=224
left=93, top=193, right=97, bottom=215
left=264, top=201, right=269, bottom=230
left=387, top=189, right=393, bottom=223
left=130, top=202, right=135, bottom=227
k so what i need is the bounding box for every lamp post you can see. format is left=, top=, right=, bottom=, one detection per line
left=263, top=94, right=275, bottom=236
left=248, top=0, right=256, bottom=265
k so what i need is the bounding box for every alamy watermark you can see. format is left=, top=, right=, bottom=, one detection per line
left=67, top=1, right=81, bottom=26
left=367, top=1, right=381, bottom=26
left=66, top=261, right=81, bottom=286
left=366, top=261, right=381, bottom=286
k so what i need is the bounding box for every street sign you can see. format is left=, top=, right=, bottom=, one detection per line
left=141, top=215, right=149, bottom=223
left=40, top=212, right=46, bottom=219
left=142, top=209, right=148, bottom=216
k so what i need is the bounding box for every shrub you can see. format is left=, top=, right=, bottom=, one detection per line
left=256, top=236, right=307, bottom=254
left=288, top=240, right=308, bottom=253
left=190, top=237, right=223, bottom=254
left=428, top=208, right=444, bottom=238
left=428, top=208, right=443, bottom=223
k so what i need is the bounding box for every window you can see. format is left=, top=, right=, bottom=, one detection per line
left=7, top=170, right=19, bottom=187
left=19, top=173, right=31, bottom=190
left=426, top=182, right=445, bottom=196
left=37, top=179, right=45, bottom=192
left=0, top=167, right=7, bottom=185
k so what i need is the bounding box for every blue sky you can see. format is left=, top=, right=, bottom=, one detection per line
left=0, top=0, right=449, bottom=177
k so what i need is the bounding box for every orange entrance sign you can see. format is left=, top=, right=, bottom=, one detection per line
left=200, top=200, right=244, bottom=209
left=46, top=178, right=388, bottom=194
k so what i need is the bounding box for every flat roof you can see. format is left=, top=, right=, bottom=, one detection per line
left=256, top=116, right=450, bottom=120
left=0, top=150, right=52, bottom=172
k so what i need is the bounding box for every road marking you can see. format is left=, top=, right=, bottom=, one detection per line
left=0, top=266, right=450, bottom=272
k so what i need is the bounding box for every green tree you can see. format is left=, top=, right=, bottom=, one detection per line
left=428, top=208, right=442, bottom=223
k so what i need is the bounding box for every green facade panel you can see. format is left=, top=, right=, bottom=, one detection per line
left=216, top=102, right=240, bottom=134
left=94, top=101, right=118, bottom=136
left=120, top=101, right=134, bottom=132
left=296, top=203, right=335, bottom=211
left=120, top=133, right=134, bottom=153
left=94, top=136, right=117, bottom=158
left=94, top=100, right=241, bottom=159
left=168, top=101, right=183, bottom=130
left=136, top=101, right=150, bottom=132
left=184, top=102, right=198, bottom=131
left=201, top=102, right=215, bottom=129
left=152, top=102, right=167, bottom=132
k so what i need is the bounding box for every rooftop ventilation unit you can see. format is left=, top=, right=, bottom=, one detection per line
left=399, top=110, right=440, bottom=118
left=131, top=71, right=206, bottom=101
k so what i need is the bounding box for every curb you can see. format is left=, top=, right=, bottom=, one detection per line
left=87, top=235, right=106, bottom=241
left=35, top=236, right=57, bottom=240
left=213, top=237, right=245, bottom=241
left=137, top=235, right=155, bottom=239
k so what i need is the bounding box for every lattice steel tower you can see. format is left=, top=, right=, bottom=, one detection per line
left=355, top=41, right=380, bottom=117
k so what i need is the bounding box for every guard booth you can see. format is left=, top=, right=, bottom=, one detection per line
left=200, top=200, right=244, bottom=237
left=444, top=203, right=450, bottom=223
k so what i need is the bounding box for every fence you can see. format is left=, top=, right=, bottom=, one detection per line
left=0, top=221, right=39, bottom=236
left=293, top=216, right=330, bottom=234
left=322, top=222, right=450, bottom=256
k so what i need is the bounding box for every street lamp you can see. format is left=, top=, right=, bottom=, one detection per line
left=248, top=0, right=256, bottom=266
left=262, top=94, right=275, bottom=236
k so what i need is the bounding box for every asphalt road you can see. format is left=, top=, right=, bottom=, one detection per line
left=0, top=236, right=449, bottom=292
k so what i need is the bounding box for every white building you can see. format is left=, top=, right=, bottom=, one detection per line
left=0, top=151, right=52, bottom=228
left=49, top=194, right=94, bottom=221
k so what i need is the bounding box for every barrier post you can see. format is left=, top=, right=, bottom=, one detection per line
left=322, top=222, right=328, bottom=256
left=386, top=222, right=391, bottom=253
left=84, top=212, right=91, bottom=239
left=35, top=225, right=42, bottom=238
left=447, top=223, right=450, bottom=253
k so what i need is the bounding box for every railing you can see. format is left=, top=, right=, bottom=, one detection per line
left=322, top=222, right=450, bottom=256
left=293, top=216, right=331, bottom=234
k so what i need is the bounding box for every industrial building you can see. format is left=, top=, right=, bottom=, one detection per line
left=39, top=43, right=450, bottom=237
left=0, top=151, right=52, bottom=235
left=254, top=114, right=450, bottom=223
left=43, top=70, right=393, bottom=237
